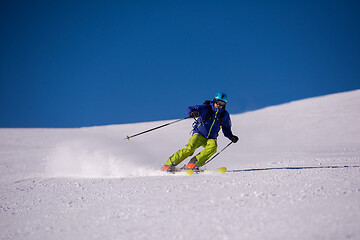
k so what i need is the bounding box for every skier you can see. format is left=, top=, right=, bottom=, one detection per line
left=161, top=92, right=239, bottom=172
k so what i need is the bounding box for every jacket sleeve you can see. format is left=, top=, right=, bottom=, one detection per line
left=186, top=105, right=208, bottom=118
left=221, top=111, right=234, bottom=140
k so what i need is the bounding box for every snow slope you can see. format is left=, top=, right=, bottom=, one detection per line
left=0, top=90, right=359, bottom=240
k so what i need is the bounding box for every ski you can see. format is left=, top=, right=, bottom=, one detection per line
left=169, top=169, right=194, bottom=175
left=193, top=167, right=227, bottom=174
left=164, top=167, right=227, bottom=175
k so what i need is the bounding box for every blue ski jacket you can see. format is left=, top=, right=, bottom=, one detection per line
left=187, top=101, right=234, bottom=140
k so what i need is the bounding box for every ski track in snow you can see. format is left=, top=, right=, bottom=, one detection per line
left=1, top=90, right=360, bottom=239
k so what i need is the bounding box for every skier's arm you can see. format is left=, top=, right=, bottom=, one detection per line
left=222, top=112, right=234, bottom=140
left=186, top=105, right=207, bottom=118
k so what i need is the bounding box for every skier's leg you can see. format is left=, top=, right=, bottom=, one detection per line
left=193, top=138, right=217, bottom=167
left=164, top=133, right=205, bottom=166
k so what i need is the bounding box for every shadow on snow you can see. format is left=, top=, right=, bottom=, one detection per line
left=229, top=165, right=360, bottom=173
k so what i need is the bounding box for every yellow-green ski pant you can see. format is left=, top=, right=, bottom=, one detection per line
left=165, top=133, right=217, bottom=167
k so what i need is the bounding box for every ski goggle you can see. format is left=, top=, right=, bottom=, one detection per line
left=214, top=100, right=226, bottom=106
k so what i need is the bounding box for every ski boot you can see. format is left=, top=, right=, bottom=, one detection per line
left=184, top=157, right=199, bottom=171
left=161, top=165, right=176, bottom=172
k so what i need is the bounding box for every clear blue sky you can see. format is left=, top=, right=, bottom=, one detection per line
left=1, top=0, right=359, bottom=127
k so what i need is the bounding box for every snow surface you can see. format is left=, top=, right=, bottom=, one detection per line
left=1, top=90, right=360, bottom=240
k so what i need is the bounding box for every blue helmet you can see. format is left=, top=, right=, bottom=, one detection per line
left=214, top=92, right=228, bottom=103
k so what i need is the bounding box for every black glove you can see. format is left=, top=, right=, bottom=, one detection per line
left=231, top=135, right=239, bottom=143
left=190, top=111, right=200, bottom=117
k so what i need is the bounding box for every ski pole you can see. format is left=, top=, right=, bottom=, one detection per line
left=205, top=141, right=233, bottom=165
left=125, top=116, right=191, bottom=140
